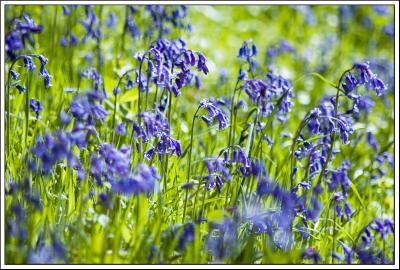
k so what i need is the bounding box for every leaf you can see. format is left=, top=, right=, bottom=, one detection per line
left=119, top=90, right=138, bottom=103
left=309, top=72, right=337, bottom=88
left=349, top=181, right=366, bottom=209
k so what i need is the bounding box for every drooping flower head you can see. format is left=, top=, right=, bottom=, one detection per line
left=5, top=14, right=43, bottom=59
left=199, top=98, right=229, bottom=130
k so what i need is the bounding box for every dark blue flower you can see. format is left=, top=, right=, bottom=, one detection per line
left=367, top=131, right=379, bottom=151
left=111, top=163, right=160, bottom=196
left=10, top=70, right=20, bottom=80
left=339, top=242, right=353, bottom=264
left=5, top=14, right=43, bottom=59
left=24, top=56, right=36, bottom=71
left=177, top=223, right=195, bottom=251
left=116, top=122, right=127, bottom=135
left=16, top=84, right=26, bottom=93
left=199, top=98, right=229, bottom=130
left=105, top=12, right=117, bottom=28
left=29, top=98, right=43, bottom=119
left=301, top=247, right=321, bottom=263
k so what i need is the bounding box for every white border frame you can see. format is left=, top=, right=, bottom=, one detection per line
left=1, top=1, right=398, bottom=269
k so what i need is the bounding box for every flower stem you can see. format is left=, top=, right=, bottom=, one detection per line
left=182, top=105, right=201, bottom=224
left=316, top=67, right=353, bottom=186
left=111, top=68, right=136, bottom=142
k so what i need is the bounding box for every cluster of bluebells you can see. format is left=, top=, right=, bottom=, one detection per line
left=243, top=71, right=294, bottom=122
left=129, top=110, right=182, bottom=161
left=90, top=143, right=160, bottom=195
left=60, top=6, right=80, bottom=47
left=5, top=14, right=43, bottom=59
left=341, top=63, right=387, bottom=97
left=4, top=6, right=395, bottom=265
left=265, top=39, right=296, bottom=65
left=29, top=131, right=86, bottom=180
left=126, top=6, right=140, bottom=39
left=80, top=5, right=101, bottom=43
left=29, top=98, right=43, bottom=119
left=9, top=54, right=52, bottom=94
left=6, top=178, right=42, bottom=238
left=253, top=176, right=300, bottom=250
left=237, top=40, right=258, bottom=77
left=144, top=5, right=190, bottom=39
left=199, top=98, right=229, bottom=130
left=206, top=218, right=239, bottom=260
left=203, top=157, right=231, bottom=193
left=294, top=63, right=386, bottom=181
left=70, top=68, right=109, bottom=142
left=6, top=178, right=67, bottom=264
left=333, top=218, right=394, bottom=264
left=134, top=38, right=208, bottom=98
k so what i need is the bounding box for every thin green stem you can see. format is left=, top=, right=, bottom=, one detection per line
left=182, top=106, right=202, bottom=224
left=111, top=68, right=136, bottom=142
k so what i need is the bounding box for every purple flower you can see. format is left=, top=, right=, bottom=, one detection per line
left=127, top=16, right=140, bottom=38
left=5, top=14, right=43, bottom=59
left=344, top=202, right=353, bottom=220
left=105, top=12, right=117, bottom=28
left=341, top=62, right=387, bottom=97
left=116, top=122, right=126, bottom=135
left=24, top=56, right=36, bottom=71
left=199, top=98, right=229, bottom=130
left=146, top=134, right=182, bottom=159
left=10, top=70, right=20, bottom=80
left=111, top=163, right=160, bottom=196
left=301, top=247, right=321, bottom=263
left=195, top=75, right=202, bottom=89
left=339, top=242, right=353, bottom=264
left=367, top=131, right=379, bottom=151
left=177, top=223, right=195, bottom=250
left=29, top=98, right=43, bottom=119
left=16, top=84, right=26, bottom=93
left=30, top=131, right=83, bottom=175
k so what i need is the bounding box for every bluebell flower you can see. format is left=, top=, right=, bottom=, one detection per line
left=125, top=77, right=134, bottom=89
left=342, top=62, right=387, bottom=96
left=195, top=75, right=201, bottom=89
left=203, top=157, right=231, bottom=192
left=199, top=98, right=229, bottom=130
left=367, top=131, right=379, bottom=151
left=16, top=84, right=26, bottom=93
left=196, top=52, right=209, bottom=75
left=5, top=14, right=43, bottom=59
left=206, top=218, right=238, bottom=259
left=301, top=247, right=321, bottom=263
left=80, top=6, right=101, bottom=43
left=339, top=242, right=353, bottom=264
left=10, top=70, right=20, bottom=80
left=111, top=162, right=160, bottom=196
left=137, top=111, right=170, bottom=141
left=24, top=56, right=36, bottom=71
left=39, top=65, right=52, bottom=89
left=344, top=201, right=353, bottom=220
left=30, top=131, right=83, bottom=175
left=28, top=246, right=55, bottom=264
left=127, top=16, right=140, bottom=38
left=98, top=192, right=113, bottom=209
left=29, top=98, right=43, bottom=119
left=146, top=134, right=182, bottom=160
left=116, top=122, right=127, bottom=135
left=243, top=72, right=293, bottom=121
left=177, top=222, right=195, bottom=251
left=105, top=11, right=117, bottom=27
left=60, top=36, right=68, bottom=47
